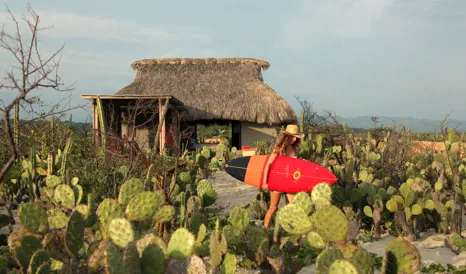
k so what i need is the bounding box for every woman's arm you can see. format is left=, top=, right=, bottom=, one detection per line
left=262, top=152, right=278, bottom=190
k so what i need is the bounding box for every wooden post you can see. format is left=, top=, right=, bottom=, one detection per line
left=92, top=99, right=100, bottom=145
left=153, top=98, right=170, bottom=155
left=159, top=99, right=166, bottom=154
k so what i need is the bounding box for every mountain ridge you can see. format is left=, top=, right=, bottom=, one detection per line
left=334, top=115, right=466, bottom=132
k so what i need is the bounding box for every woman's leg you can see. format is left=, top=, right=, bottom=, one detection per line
left=263, top=191, right=282, bottom=229
left=285, top=192, right=296, bottom=203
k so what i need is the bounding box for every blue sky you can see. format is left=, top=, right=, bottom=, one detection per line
left=1, top=0, right=465, bottom=122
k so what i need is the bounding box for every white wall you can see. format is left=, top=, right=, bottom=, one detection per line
left=240, top=121, right=278, bottom=148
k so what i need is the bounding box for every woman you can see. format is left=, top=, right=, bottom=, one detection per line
left=262, top=124, right=305, bottom=229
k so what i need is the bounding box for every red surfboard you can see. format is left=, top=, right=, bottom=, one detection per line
left=224, top=155, right=337, bottom=192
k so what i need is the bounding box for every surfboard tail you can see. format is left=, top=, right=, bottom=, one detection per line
left=224, top=156, right=250, bottom=182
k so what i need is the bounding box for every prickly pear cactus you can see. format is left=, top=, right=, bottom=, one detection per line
left=12, top=235, right=43, bottom=268
left=220, top=252, right=237, bottom=274
left=126, top=191, right=164, bottom=221
left=313, top=205, right=348, bottom=242
left=444, top=233, right=466, bottom=254
left=65, top=210, right=85, bottom=257
left=349, top=248, right=375, bottom=274
left=153, top=205, right=175, bottom=224
left=73, top=184, right=83, bottom=205
left=118, top=178, right=144, bottom=205
left=54, top=184, right=75, bottom=209
left=47, top=209, right=68, bottom=230
left=381, top=237, right=421, bottom=274
left=178, top=171, right=193, bottom=185
left=85, top=193, right=98, bottom=227
left=104, top=242, right=125, bottom=274
left=315, top=248, right=344, bottom=274
left=96, top=198, right=124, bottom=238
left=311, top=182, right=332, bottom=203
left=123, top=242, right=141, bottom=274
left=18, top=202, right=49, bottom=234
left=167, top=228, right=195, bottom=260
left=45, top=175, right=62, bottom=188
left=328, top=259, right=358, bottom=274
left=28, top=250, right=50, bottom=274
left=137, top=233, right=167, bottom=257
left=108, top=217, right=135, bottom=248
left=229, top=207, right=249, bottom=232
left=292, top=192, right=313, bottom=215
left=277, top=203, right=312, bottom=235
left=197, top=179, right=217, bottom=207
left=141, top=242, right=167, bottom=274
left=306, top=231, right=325, bottom=250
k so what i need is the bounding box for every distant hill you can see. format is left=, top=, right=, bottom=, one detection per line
left=335, top=116, right=466, bottom=132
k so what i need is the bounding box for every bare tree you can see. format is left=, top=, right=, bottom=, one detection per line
left=0, top=4, right=75, bottom=182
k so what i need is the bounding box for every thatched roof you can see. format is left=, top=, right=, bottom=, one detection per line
left=115, top=58, right=297, bottom=125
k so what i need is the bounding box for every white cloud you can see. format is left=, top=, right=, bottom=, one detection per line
left=276, top=0, right=392, bottom=49
left=0, top=9, right=209, bottom=43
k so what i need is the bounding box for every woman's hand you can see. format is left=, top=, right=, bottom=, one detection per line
left=262, top=181, right=268, bottom=191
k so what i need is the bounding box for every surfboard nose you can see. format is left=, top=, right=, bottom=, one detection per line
left=224, top=156, right=250, bottom=182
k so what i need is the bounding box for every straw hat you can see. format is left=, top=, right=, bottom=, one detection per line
left=281, top=124, right=305, bottom=139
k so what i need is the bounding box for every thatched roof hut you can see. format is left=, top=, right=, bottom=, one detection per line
left=115, top=58, right=297, bottom=126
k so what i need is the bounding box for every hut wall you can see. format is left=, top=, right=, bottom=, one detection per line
left=240, top=121, right=278, bottom=149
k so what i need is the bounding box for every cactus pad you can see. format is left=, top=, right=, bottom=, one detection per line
left=306, top=231, right=325, bottom=249
left=126, top=191, right=164, bottom=221
left=141, top=243, right=167, bottom=274
left=153, top=205, right=175, bottom=224
left=178, top=171, right=193, bottom=185
left=197, top=223, right=207, bottom=243
left=123, top=242, right=141, bottom=274
left=85, top=193, right=99, bottom=227
left=28, top=250, right=50, bottom=274
left=220, top=252, right=237, bottom=274
left=13, top=235, right=42, bottom=268
left=314, top=197, right=331, bottom=211
left=96, top=198, right=124, bottom=238
left=349, top=248, right=375, bottom=274
left=47, top=209, right=68, bottom=230
left=315, top=248, right=344, bottom=274
left=445, top=233, right=466, bottom=254
left=45, top=175, right=62, bottom=189
left=313, top=205, right=348, bottom=242
left=118, top=178, right=144, bottom=205
left=65, top=210, right=85, bottom=257
left=54, top=184, right=75, bottom=209
left=328, top=259, right=358, bottom=274
left=18, top=202, right=49, bottom=234
left=75, top=204, right=89, bottom=218
left=292, top=192, right=313, bottom=215
left=311, top=183, right=332, bottom=203
left=73, top=184, right=83, bottom=205
left=277, top=203, right=312, bottom=235
left=167, top=228, right=195, bottom=260
left=190, top=212, right=207, bottom=234
left=197, top=179, right=217, bottom=207
left=104, top=242, right=125, bottom=274
left=381, top=237, right=421, bottom=274
left=229, top=206, right=250, bottom=232
left=108, top=217, right=134, bottom=249
left=36, top=262, right=51, bottom=274
left=137, top=233, right=167, bottom=257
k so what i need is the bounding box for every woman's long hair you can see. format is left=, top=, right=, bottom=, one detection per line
left=272, top=133, right=301, bottom=156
